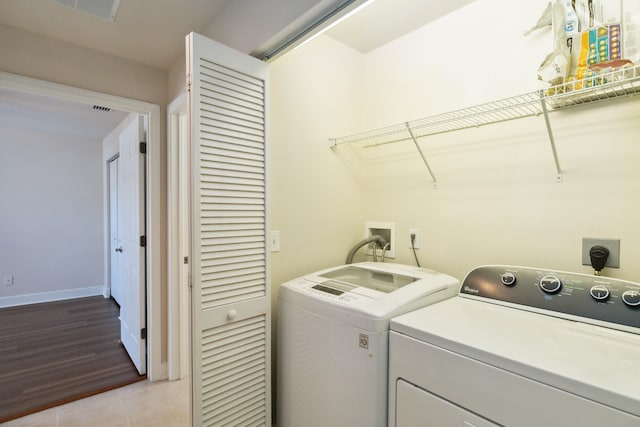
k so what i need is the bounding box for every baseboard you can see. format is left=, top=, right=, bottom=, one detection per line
left=0, top=286, right=106, bottom=308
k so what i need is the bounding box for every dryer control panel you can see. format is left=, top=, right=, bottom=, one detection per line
left=460, top=265, right=640, bottom=332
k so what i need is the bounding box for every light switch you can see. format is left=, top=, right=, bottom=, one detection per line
left=271, top=231, right=281, bottom=252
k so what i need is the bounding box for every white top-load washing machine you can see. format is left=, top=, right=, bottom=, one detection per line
left=388, top=265, right=640, bottom=427
left=277, top=262, right=459, bottom=427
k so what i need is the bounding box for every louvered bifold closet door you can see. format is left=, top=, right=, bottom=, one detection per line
left=187, top=32, right=271, bottom=427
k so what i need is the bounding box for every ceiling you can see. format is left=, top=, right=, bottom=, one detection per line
left=326, top=0, right=477, bottom=53
left=0, top=0, right=233, bottom=70
left=0, top=89, right=128, bottom=139
left=0, top=0, right=477, bottom=70
left=0, top=0, right=476, bottom=138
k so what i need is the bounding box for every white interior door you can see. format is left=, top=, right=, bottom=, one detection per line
left=109, top=156, right=122, bottom=305
left=187, top=32, right=270, bottom=426
left=118, top=115, right=147, bottom=375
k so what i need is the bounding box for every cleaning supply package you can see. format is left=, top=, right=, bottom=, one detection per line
left=534, top=0, right=640, bottom=91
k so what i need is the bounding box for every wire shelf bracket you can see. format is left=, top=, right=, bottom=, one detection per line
left=539, top=91, right=563, bottom=183
left=406, top=122, right=438, bottom=189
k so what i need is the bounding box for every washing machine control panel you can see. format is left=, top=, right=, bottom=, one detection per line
left=460, top=265, right=640, bottom=331
left=300, top=279, right=380, bottom=306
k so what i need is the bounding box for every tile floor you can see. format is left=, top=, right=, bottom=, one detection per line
left=3, top=378, right=190, bottom=427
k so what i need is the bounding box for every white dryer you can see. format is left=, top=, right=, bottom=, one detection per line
left=277, top=262, right=459, bottom=427
left=388, top=265, right=640, bottom=427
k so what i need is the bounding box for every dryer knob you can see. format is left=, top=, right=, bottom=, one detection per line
left=622, top=290, right=640, bottom=307
left=589, top=285, right=609, bottom=301
left=500, top=272, right=517, bottom=286
left=539, top=275, right=562, bottom=294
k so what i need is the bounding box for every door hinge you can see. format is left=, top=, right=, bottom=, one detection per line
left=186, top=74, right=192, bottom=93
left=183, top=256, right=189, bottom=264
left=140, top=235, right=146, bottom=247
left=141, top=328, right=147, bottom=340
left=139, top=142, right=147, bottom=154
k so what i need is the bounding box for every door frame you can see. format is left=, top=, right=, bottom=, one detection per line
left=0, top=71, right=165, bottom=381
left=167, top=93, right=190, bottom=380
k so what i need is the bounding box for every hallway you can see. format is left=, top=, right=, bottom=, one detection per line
left=0, top=296, right=145, bottom=421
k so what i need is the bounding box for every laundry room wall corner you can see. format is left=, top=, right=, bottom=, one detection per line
left=269, top=35, right=367, bottom=289
left=268, top=35, right=369, bottom=422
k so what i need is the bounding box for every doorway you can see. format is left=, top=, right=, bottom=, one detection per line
left=0, top=71, right=164, bottom=380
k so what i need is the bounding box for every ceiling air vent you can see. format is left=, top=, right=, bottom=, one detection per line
left=93, top=105, right=112, bottom=112
left=50, top=0, right=122, bottom=22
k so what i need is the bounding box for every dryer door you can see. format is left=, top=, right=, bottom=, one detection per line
left=396, top=379, right=498, bottom=427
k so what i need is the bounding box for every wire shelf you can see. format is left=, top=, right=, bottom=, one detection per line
left=545, top=65, right=640, bottom=109
left=329, top=65, right=640, bottom=148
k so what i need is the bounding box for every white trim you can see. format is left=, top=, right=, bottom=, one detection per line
left=0, top=286, right=105, bottom=308
left=167, top=92, right=188, bottom=380
left=0, top=71, right=165, bottom=381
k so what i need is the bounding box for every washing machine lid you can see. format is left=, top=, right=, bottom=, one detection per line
left=278, top=262, right=459, bottom=332
left=317, top=265, right=418, bottom=293
left=390, top=297, right=640, bottom=417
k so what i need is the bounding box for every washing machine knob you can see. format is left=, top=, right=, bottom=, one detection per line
left=539, top=275, right=562, bottom=294
left=622, top=290, right=640, bottom=307
left=589, top=285, right=610, bottom=301
left=500, top=272, right=517, bottom=286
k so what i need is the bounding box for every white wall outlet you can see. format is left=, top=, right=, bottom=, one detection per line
left=365, top=221, right=395, bottom=259
left=409, top=228, right=420, bottom=249
left=4, top=275, right=14, bottom=286
left=271, top=230, right=281, bottom=252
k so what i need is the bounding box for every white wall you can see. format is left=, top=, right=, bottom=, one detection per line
left=0, top=24, right=167, bottom=106
left=354, top=0, right=640, bottom=282
left=272, top=0, right=640, bottom=285
left=0, top=125, right=104, bottom=305
left=362, top=0, right=550, bottom=123
left=269, top=36, right=368, bottom=290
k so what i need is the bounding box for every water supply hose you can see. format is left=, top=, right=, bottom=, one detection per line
left=345, top=235, right=388, bottom=264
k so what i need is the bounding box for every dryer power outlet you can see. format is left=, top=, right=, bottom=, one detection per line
left=581, top=238, right=620, bottom=268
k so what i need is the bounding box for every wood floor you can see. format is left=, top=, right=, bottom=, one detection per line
left=0, top=296, right=146, bottom=423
